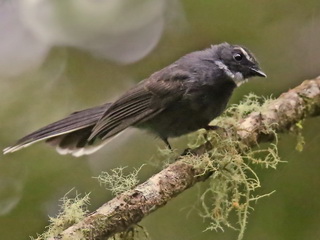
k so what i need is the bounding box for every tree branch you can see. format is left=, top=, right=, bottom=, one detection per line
left=51, top=77, right=320, bottom=240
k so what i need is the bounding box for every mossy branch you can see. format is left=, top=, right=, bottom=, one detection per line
left=49, top=77, right=320, bottom=240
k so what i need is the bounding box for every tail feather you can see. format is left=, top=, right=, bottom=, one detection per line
left=3, top=103, right=111, bottom=155
left=46, top=126, right=113, bottom=157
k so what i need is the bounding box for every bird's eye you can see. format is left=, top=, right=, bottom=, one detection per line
left=233, top=53, right=243, bottom=62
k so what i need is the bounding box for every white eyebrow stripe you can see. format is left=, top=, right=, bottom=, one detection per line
left=235, top=47, right=254, bottom=62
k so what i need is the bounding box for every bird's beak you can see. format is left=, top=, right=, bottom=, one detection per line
left=250, top=67, right=267, bottom=78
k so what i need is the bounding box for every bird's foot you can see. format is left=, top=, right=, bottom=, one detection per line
left=204, top=125, right=222, bottom=131
left=161, top=137, right=172, bottom=150
left=204, top=125, right=231, bottom=141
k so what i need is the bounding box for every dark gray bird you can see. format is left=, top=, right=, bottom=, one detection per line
left=3, top=43, right=266, bottom=156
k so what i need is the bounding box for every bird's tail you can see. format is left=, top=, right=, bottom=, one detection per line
left=3, top=103, right=111, bottom=157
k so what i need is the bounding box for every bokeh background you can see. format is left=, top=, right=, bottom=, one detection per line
left=1, top=0, right=320, bottom=239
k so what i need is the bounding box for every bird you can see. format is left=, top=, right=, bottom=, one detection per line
left=3, top=42, right=266, bottom=157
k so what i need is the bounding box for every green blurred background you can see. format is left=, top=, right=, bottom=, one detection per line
left=1, top=0, right=320, bottom=239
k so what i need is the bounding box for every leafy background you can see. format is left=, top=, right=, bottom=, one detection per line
left=0, top=0, right=320, bottom=239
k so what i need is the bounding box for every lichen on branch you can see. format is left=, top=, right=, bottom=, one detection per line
left=184, top=94, right=281, bottom=240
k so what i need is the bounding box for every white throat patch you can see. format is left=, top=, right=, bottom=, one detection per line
left=214, top=60, right=246, bottom=87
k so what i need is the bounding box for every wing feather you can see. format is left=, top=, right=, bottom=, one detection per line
left=90, top=67, right=192, bottom=140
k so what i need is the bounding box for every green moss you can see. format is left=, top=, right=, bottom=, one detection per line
left=215, top=93, right=273, bottom=130
left=110, top=225, right=150, bottom=240
left=184, top=93, right=282, bottom=240
left=95, top=165, right=145, bottom=196
left=31, top=191, right=90, bottom=240
left=293, top=120, right=306, bottom=152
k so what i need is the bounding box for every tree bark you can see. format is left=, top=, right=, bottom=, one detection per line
left=51, top=77, right=320, bottom=240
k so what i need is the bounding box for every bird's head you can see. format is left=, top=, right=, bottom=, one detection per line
left=211, top=43, right=266, bottom=86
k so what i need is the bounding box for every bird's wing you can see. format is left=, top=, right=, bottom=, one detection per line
left=90, top=67, right=191, bottom=140
left=3, top=103, right=110, bottom=154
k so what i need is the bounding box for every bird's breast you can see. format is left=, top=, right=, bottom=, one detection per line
left=139, top=80, right=236, bottom=139
left=186, top=80, right=235, bottom=119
